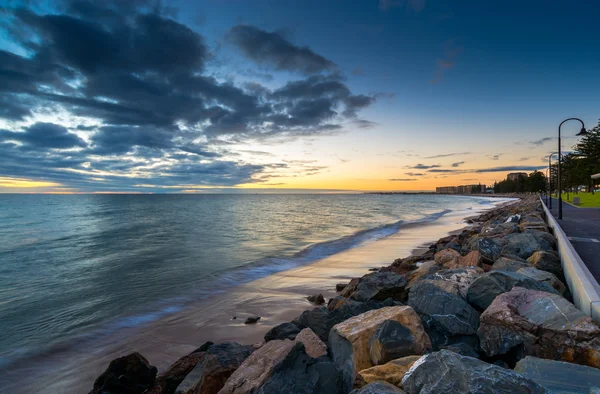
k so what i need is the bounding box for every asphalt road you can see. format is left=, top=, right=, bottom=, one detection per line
left=547, top=197, right=600, bottom=281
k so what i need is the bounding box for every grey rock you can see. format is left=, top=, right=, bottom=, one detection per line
left=501, top=232, right=555, bottom=260
left=427, top=268, right=484, bottom=298
left=349, top=271, right=408, bottom=302
left=527, top=251, right=564, bottom=282
left=264, top=322, right=302, bottom=342
left=515, top=356, right=600, bottom=394
left=307, top=293, right=325, bottom=305
left=244, top=316, right=261, bottom=324
left=349, top=381, right=406, bottom=394
left=408, top=280, right=480, bottom=337
left=469, top=237, right=505, bottom=263
left=90, top=352, right=157, bottom=394
left=369, top=320, right=418, bottom=365
left=516, top=267, right=566, bottom=295
left=401, top=350, right=548, bottom=394
left=175, top=342, right=253, bottom=394
left=491, top=257, right=530, bottom=272
left=256, top=343, right=343, bottom=394
left=466, top=270, right=558, bottom=311
left=440, top=342, right=479, bottom=358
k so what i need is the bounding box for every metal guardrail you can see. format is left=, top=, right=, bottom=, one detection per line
left=540, top=197, right=600, bottom=323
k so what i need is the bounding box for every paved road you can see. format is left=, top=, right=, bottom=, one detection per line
left=546, top=197, right=600, bottom=281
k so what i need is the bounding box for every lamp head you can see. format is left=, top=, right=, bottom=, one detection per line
left=576, top=127, right=587, bottom=136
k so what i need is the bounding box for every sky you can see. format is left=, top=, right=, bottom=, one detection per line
left=0, top=0, right=598, bottom=193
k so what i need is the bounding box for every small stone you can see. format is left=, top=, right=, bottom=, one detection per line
left=336, top=283, right=348, bottom=292
left=307, top=293, right=325, bottom=305
left=264, top=322, right=301, bottom=342
left=356, top=355, right=421, bottom=388
left=245, top=316, right=261, bottom=324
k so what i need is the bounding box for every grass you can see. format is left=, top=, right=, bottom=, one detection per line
left=560, top=192, right=600, bottom=208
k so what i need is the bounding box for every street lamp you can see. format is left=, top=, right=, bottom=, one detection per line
left=547, top=151, right=562, bottom=209
left=557, top=118, right=587, bottom=219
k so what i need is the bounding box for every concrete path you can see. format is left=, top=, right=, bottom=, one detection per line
left=547, top=197, right=600, bottom=281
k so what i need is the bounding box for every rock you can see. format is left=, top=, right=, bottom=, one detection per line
left=407, top=261, right=439, bottom=286
left=408, top=280, right=480, bottom=337
left=478, top=287, right=600, bottom=368
left=217, top=340, right=295, bottom=394
left=466, top=270, right=558, bottom=311
left=468, top=237, right=505, bottom=263
left=349, top=381, right=407, bottom=394
left=154, top=350, right=207, bottom=394
left=293, top=307, right=331, bottom=341
left=434, top=248, right=461, bottom=267
left=340, top=278, right=361, bottom=297
left=457, top=251, right=482, bottom=268
left=355, top=355, right=421, bottom=388
left=428, top=267, right=484, bottom=298
left=244, top=317, right=261, bottom=324
left=401, top=350, right=548, bottom=394
left=491, top=256, right=530, bottom=272
left=369, top=320, right=423, bottom=365
left=515, top=356, right=600, bottom=394
left=336, top=283, right=348, bottom=292
left=328, top=306, right=430, bottom=392
left=219, top=341, right=342, bottom=394
left=348, top=271, right=408, bottom=302
left=307, top=293, right=325, bottom=305
left=501, top=232, right=555, bottom=260
left=90, top=352, right=158, bottom=394
left=527, top=251, right=564, bottom=282
left=254, top=343, right=343, bottom=394
left=440, top=342, right=479, bottom=358
left=175, top=342, right=253, bottom=394
left=264, top=322, right=302, bottom=342
left=295, top=328, right=327, bottom=358
left=482, top=222, right=520, bottom=237
left=516, top=267, right=566, bottom=295
left=328, top=296, right=361, bottom=311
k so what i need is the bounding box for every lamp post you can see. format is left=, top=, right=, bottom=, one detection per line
left=547, top=151, right=562, bottom=210
left=557, top=118, right=587, bottom=219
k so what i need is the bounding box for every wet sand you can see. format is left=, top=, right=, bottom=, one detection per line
left=1, top=200, right=508, bottom=394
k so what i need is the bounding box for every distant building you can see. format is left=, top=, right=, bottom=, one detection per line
left=436, top=184, right=486, bottom=194
left=507, top=172, right=527, bottom=181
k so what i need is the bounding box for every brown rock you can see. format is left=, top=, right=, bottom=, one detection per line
left=340, top=278, right=361, bottom=297
left=154, top=352, right=206, bottom=394
left=407, top=261, right=439, bottom=286
left=307, top=293, right=325, bottom=305
left=328, top=306, right=430, bottom=392
left=478, top=287, right=600, bottom=368
left=295, top=328, right=327, bottom=358
left=356, top=355, right=422, bottom=388
left=328, top=295, right=360, bottom=311
left=217, top=340, right=295, bottom=394
left=434, top=248, right=460, bottom=268
left=457, top=251, right=482, bottom=268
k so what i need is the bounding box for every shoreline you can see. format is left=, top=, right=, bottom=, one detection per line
left=0, top=196, right=511, bottom=394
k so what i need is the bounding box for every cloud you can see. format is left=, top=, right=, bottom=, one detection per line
left=423, top=152, right=471, bottom=159
left=405, top=172, right=424, bottom=176
left=227, top=25, right=336, bottom=75
left=0, top=1, right=375, bottom=191
left=451, top=161, right=465, bottom=167
left=487, top=153, right=503, bottom=160
left=473, top=166, right=546, bottom=173
left=406, top=163, right=441, bottom=169
left=428, top=169, right=459, bottom=173
left=389, top=178, right=417, bottom=181
left=519, top=157, right=529, bottom=161
left=431, top=41, right=463, bottom=84
left=530, top=137, right=553, bottom=146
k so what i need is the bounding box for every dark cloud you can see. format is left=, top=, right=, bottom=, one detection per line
left=0, top=123, right=86, bottom=149
left=406, top=163, right=441, bottom=169
left=0, top=1, right=375, bottom=191
left=423, top=152, right=470, bottom=159
left=473, top=166, right=546, bottom=173
left=389, top=178, right=417, bottom=181
left=451, top=161, right=465, bottom=167
left=530, top=137, right=553, bottom=146
left=227, top=25, right=336, bottom=75
left=428, top=169, right=459, bottom=173
left=405, top=172, right=424, bottom=176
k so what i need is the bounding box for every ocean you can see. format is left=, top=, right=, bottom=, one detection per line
left=0, top=193, right=509, bottom=393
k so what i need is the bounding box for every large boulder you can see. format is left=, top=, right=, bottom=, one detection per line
left=515, top=356, right=600, bottom=394
left=356, top=355, right=421, bottom=388
left=408, top=280, right=480, bottom=338
left=434, top=248, right=460, bottom=268
left=218, top=340, right=295, bottom=394
left=152, top=344, right=211, bottom=394
left=348, top=271, right=408, bottom=302
left=458, top=251, right=482, bottom=268
left=328, top=296, right=361, bottom=311
left=175, top=342, right=253, bottom=394
left=264, top=322, right=302, bottom=342
left=369, top=320, right=425, bottom=365
left=527, top=251, right=564, bottom=282
left=349, top=381, right=406, bottom=394
left=491, top=256, right=530, bottom=272
left=427, top=267, right=484, bottom=298
left=328, top=306, right=430, bottom=392
left=401, top=350, right=548, bottom=394
left=468, top=237, right=505, bottom=263
left=407, top=261, right=439, bottom=286
left=516, top=267, right=566, bottom=295
left=501, top=232, right=555, bottom=260
left=90, top=352, right=157, bottom=394
left=295, top=328, right=327, bottom=358
left=254, top=343, right=343, bottom=394
left=466, top=270, right=558, bottom=311
left=478, top=287, right=600, bottom=368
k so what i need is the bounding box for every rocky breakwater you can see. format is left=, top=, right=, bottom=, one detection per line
left=89, top=196, right=600, bottom=394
